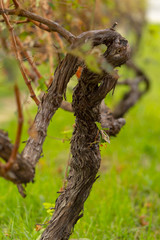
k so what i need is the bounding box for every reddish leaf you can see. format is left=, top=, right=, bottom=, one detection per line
left=76, top=66, right=82, bottom=79
left=139, top=216, right=148, bottom=226
left=35, top=224, right=42, bottom=231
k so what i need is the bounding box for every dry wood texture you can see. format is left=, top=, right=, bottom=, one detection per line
left=0, top=3, right=134, bottom=239
left=40, top=30, right=130, bottom=240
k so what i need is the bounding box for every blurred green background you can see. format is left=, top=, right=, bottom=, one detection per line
left=0, top=0, right=160, bottom=239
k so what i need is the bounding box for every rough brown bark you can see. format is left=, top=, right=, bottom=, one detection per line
left=0, top=54, right=79, bottom=184
left=0, top=130, right=33, bottom=183
left=40, top=31, right=130, bottom=240
left=0, top=4, right=149, bottom=240
left=0, top=28, right=129, bottom=185
left=21, top=54, right=79, bottom=172
left=60, top=100, right=126, bottom=137
left=0, top=26, right=130, bottom=238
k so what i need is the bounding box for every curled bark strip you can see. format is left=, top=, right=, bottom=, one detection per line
left=113, top=60, right=150, bottom=118
left=41, top=31, right=130, bottom=240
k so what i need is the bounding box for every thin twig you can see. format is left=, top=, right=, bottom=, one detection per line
left=15, top=36, right=42, bottom=79
left=29, top=20, right=65, bottom=86
left=5, top=84, right=23, bottom=171
left=16, top=21, right=56, bottom=87
left=12, top=0, right=20, bottom=8
left=30, top=19, right=51, bottom=32
left=46, top=33, right=54, bottom=83
left=0, top=7, right=76, bottom=43
left=21, top=64, right=38, bottom=84
left=0, top=18, right=29, bottom=23
left=0, top=0, right=40, bottom=105
left=0, top=84, right=23, bottom=172
left=14, top=19, right=29, bottom=24
left=110, top=22, right=118, bottom=31
left=54, top=32, right=65, bottom=52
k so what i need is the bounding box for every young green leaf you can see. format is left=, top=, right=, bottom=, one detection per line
left=38, top=77, right=47, bottom=92
left=85, top=55, right=101, bottom=74
left=95, top=122, right=102, bottom=130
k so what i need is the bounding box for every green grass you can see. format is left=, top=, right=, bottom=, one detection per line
left=0, top=24, right=160, bottom=240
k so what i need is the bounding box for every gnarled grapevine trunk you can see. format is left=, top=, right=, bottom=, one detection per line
left=0, top=3, right=149, bottom=240
left=41, top=32, right=130, bottom=240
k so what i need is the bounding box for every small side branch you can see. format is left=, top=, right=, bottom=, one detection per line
left=30, top=19, right=51, bottom=32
